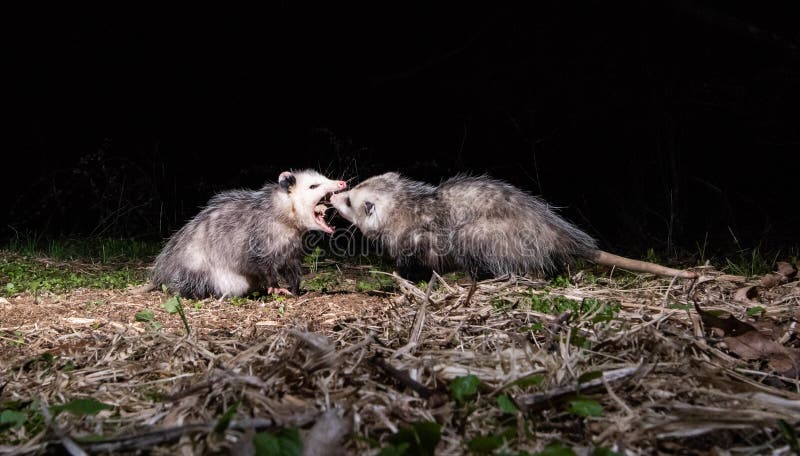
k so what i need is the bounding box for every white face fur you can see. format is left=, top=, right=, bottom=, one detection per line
left=279, top=170, right=347, bottom=233
left=329, top=184, right=390, bottom=235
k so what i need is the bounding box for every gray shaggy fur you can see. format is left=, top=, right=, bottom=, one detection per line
left=332, top=172, right=598, bottom=279
left=332, top=172, right=697, bottom=280
left=150, top=170, right=344, bottom=298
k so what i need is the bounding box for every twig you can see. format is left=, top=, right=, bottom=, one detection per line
left=393, top=273, right=436, bottom=357
left=39, top=399, right=87, bottom=456
left=516, top=366, right=640, bottom=412
left=464, top=279, right=478, bottom=307
left=369, top=354, right=434, bottom=399
left=39, top=417, right=315, bottom=454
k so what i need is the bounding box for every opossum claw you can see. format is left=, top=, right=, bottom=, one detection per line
left=267, top=287, right=295, bottom=297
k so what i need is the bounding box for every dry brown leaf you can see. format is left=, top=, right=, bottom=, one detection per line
left=723, top=331, right=785, bottom=361
left=695, top=303, right=757, bottom=337
left=777, top=261, right=798, bottom=279
left=733, top=286, right=758, bottom=303
left=759, top=273, right=787, bottom=289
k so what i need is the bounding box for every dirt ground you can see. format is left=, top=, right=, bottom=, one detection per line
left=2, top=261, right=800, bottom=455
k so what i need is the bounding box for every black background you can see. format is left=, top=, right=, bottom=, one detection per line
left=6, top=2, right=799, bottom=257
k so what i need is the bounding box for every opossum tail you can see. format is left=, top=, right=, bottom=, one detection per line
left=591, top=250, right=698, bottom=279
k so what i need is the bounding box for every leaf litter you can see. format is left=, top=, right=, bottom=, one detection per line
left=0, top=259, right=799, bottom=454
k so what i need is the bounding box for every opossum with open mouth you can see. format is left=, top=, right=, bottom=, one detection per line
left=330, top=172, right=698, bottom=281
left=147, top=169, right=347, bottom=298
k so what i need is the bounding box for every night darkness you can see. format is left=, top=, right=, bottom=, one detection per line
left=6, top=2, right=799, bottom=258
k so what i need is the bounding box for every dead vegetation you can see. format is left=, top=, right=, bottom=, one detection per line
left=1, top=259, right=800, bottom=455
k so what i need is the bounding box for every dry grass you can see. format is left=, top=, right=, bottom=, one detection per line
left=1, top=260, right=800, bottom=455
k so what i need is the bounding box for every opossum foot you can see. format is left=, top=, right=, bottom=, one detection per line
left=267, top=287, right=295, bottom=297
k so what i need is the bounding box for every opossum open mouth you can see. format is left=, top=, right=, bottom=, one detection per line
left=312, top=191, right=342, bottom=234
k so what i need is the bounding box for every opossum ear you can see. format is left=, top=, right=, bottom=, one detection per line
left=278, top=171, right=296, bottom=192
left=363, top=201, right=375, bottom=216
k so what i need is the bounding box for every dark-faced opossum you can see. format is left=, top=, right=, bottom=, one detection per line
left=330, top=172, right=698, bottom=281
left=147, top=169, right=347, bottom=298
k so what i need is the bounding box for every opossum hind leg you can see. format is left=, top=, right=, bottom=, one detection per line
left=210, top=269, right=251, bottom=298
left=278, top=261, right=303, bottom=296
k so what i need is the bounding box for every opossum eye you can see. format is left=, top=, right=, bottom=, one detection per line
left=364, top=201, right=375, bottom=216
left=309, top=184, right=320, bottom=189
left=346, top=197, right=352, bottom=207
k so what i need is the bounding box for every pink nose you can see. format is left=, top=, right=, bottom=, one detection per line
left=337, top=181, right=347, bottom=189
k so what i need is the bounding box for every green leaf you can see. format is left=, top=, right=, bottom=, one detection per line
left=51, top=398, right=113, bottom=416
left=536, top=443, right=577, bottom=456
left=568, top=398, right=603, bottom=417
left=577, top=371, right=602, bottom=383
left=746, top=306, right=765, bottom=316
left=253, top=428, right=303, bottom=456
left=510, top=374, right=544, bottom=389
left=0, top=410, right=27, bottom=429
left=214, top=402, right=238, bottom=433
left=778, top=419, right=800, bottom=455
left=593, top=447, right=622, bottom=456
left=38, top=352, right=55, bottom=366
left=377, top=442, right=410, bottom=456
left=467, top=435, right=504, bottom=453
left=135, top=309, right=154, bottom=322
left=450, top=375, right=481, bottom=405
left=74, top=434, right=108, bottom=442
left=497, top=394, right=518, bottom=414
left=162, top=296, right=180, bottom=313
left=388, top=422, right=441, bottom=456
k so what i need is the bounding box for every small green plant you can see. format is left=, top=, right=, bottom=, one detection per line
left=135, top=309, right=154, bottom=322
left=4, top=233, right=160, bottom=262
left=496, top=394, right=518, bottom=414
left=1, top=331, right=25, bottom=346
left=303, top=246, right=325, bottom=273
left=644, top=248, right=661, bottom=265
left=357, top=272, right=396, bottom=292
left=134, top=309, right=161, bottom=332
left=450, top=374, right=481, bottom=406
left=746, top=306, right=765, bottom=316
left=0, top=409, right=27, bottom=431
left=85, top=300, right=106, bottom=311
left=536, top=443, right=577, bottom=456
left=529, top=294, right=619, bottom=323
left=508, top=374, right=544, bottom=389
left=303, top=271, right=340, bottom=292
left=0, top=400, right=46, bottom=441
left=549, top=275, right=571, bottom=288
left=51, top=398, right=114, bottom=417
left=778, top=419, right=800, bottom=456
left=668, top=303, right=692, bottom=311
left=567, top=397, right=604, bottom=417
left=162, top=295, right=191, bottom=335
left=253, top=427, right=303, bottom=455
left=229, top=296, right=252, bottom=307
left=724, top=247, right=778, bottom=278
left=213, top=403, right=239, bottom=434
left=0, top=255, right=146, bottom=296
left=379, top=422, right=441, bottom=456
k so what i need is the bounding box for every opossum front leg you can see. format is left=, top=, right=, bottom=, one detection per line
left=250, top=266, right=295, bottom=296
left=250, top=267, right=281, bottom=293
left=278, top=260, right=303, bottom=296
